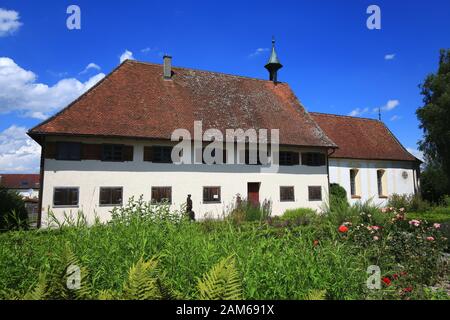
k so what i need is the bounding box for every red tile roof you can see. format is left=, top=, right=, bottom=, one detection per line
left=310, top=112, right=419, bottom=162
left=29, top=60, right=336, bottom=148
left=0, top=174, right=40, bottom=189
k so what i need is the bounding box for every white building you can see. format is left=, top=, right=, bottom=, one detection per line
left=311, top=113, right=420, bottom=206
left=27, top=46, right=420, bottom=228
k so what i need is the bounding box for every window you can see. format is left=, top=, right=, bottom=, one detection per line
left=203, top=187, right=221, bottom=203
left=301, top=153, right=326, bottom=166
left=56, top=142, right=81, bottom=161
left=280, top=186, right=295, bottom=202
left=202, top=147, right=227, bottom=164
left=99, top=187, right=123, bottom=206
left=151, top=187, right=172, bottom=204
left=377, top=170, right=386, bottom=197
left=152, top=146, right=173, bottom=163
left=279, top=151, right=299, bottom=166
left=308, top=186, right=322, bottom=201
left=102, top=144, right=123, bottom=161
left=350, top=169, right=358, bottom=197
left=53, top=188, right=79, bottom=207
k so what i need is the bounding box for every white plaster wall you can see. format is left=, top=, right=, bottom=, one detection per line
left=41, top=137, right=329, bottom=226
left=329, top=158, right=417, bottom=206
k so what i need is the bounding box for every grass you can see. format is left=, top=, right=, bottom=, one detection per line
left=0, top=198, right=448, bottom=300
left=407, top=207, right=450, bottom=223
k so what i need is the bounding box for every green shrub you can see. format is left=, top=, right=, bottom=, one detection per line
left=387, top=193, right=430, bottom=212
left=0, top=187, right=28, bottom=232
left=329, top=183, right=348, bottom=212
left=227, top=199, right=271, bottom=223
left=442, top=195, right=450, bottom=207
left=281, top=208, right=316, bottom=221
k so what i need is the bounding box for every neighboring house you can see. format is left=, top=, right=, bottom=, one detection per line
left=310, top=113, right=421, bottom=205
left=0, top=174, right=40, bottom=221
left=27, top=43, right=419, bottom=228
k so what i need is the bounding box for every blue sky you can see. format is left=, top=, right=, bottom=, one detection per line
left=1, top=0, right=449, bottom=172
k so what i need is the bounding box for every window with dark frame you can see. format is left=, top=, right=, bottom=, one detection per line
left=301, top=152, right=326, bottom=166
left=56, top=142, right=81, bottom=161
left=308, top=186, right=322, bottom=201
left=203, top=187, right=221, bottom=203
left=102, top=144, right=123, bottom=162
left=53, top=188, right=79, bottom=206
left=280, top=186, right=295, bottom=202
left=350, top=169, right=358, bottom=196
left=151, top=187, right=172, bottom=204
left=377, top=170, right=385, bottom=196
left=152, top=146, right=173, bottom=163
left=279, top=151, right=299, bottom=166
left=99, top=187, right=123, bottom=206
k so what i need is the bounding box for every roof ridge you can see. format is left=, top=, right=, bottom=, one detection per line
left=128, top=59, right=282, bottom=84
left=309, top=111, right=380, bottom=122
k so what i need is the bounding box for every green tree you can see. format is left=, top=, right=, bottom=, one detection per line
left=417, top=49, right=450, bottom=201
left=0, top=186, right=29, bottom=231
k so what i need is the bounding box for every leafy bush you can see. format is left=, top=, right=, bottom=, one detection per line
left=387, top=193, right=430, bottom=212
left=227, top=199, right=271, bottom=223
left=0, top=187, right=28, bottom=231
left=442, top=195, right=450, bottom=207
left=329, top=183, right=348, bottom=212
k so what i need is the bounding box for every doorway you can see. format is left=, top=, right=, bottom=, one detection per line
left=247, top=182, right=260, bottom=207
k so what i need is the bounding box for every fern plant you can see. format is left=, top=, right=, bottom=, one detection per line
left=197, top=255, right=242, bottom=300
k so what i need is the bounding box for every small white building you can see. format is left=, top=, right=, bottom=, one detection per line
left=27, top=48, right=420, bottom=227
left=311, top=113, right=421, bottom=206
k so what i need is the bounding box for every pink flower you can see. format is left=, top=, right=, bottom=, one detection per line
left=372, top=226, right=380, bottom=231
left=426, top=236, right=435, bottom=241
left=433, top=223, right=441, bottom=229
left=381, top=208, right=387, bottom=213
left=373, top=236, right=379, bottom=241
left=399, top=208, right=405, bottom=212
left=409, top=220, right=420, bottom=227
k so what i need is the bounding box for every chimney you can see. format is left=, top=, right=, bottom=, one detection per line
left=163, top=55, right=172, bottom=80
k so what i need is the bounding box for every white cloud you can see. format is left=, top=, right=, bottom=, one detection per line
left=407, top=148, right=424, bottom=162
left=80, top=62, right=101, bottom=74
left=249, top=48, right=269, bottom=58
left=390, top=115, right=401, bottom=121
left=120, top=50, right=134, bottom=63
left=0, top=125, right=41, bottom=173
left=348, top=107, right=369, bottom=117
left=0, top=8, right=22, bottom=37
left=373, top=99, right=400, bottom=114
left=0, top=57, right=105, bottom=119
left=383, top=99, right=399, bottom=111
left=384, top=54, right=395, bottom=60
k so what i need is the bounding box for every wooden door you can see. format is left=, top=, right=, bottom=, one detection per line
left=247, top=183, right=260, bottom=207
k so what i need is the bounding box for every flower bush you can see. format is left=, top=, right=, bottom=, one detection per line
left=344, top=206, right=448, bottom=293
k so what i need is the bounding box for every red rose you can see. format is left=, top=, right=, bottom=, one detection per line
left=382, top=277, right=391, bottom=286
left=402, top=287, right=413, bottom=293
left=338, top=225, right=349, bottom=233
left=313, top=240, right=319, bottom=247
left=392, top=274, right=399, bottom=280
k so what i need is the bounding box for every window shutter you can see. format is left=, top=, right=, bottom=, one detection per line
left=81, top=144, right=102, bottom=160
left=44, top=142, right=57, bottom=159
left=223, top=149, right=227, bottom=164
left=292, top=152, right=300, bottom=165
left=143, top=146, right=153, bottom=162
left=301, top=153, right=307, bottom=165
left=319, top=153, right=326, bottom=166
left=123, top=145, right=134, bottom=161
